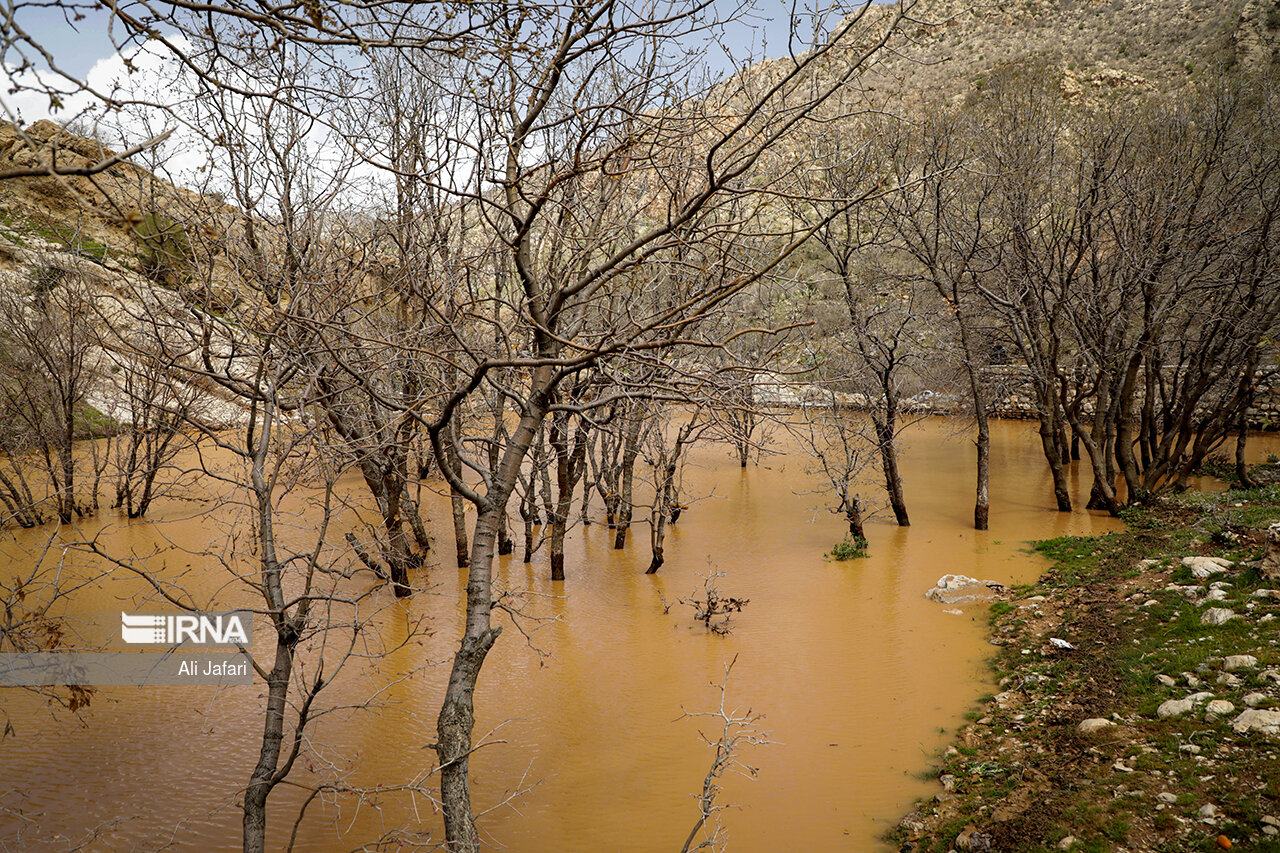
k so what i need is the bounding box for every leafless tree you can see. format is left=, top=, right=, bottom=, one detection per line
left=0, top=256, right=103, bottom=523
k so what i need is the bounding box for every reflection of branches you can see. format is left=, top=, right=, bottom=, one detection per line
left=0, top=529, right=107, bottom=733
left=679, top=656, right=769, bottom=853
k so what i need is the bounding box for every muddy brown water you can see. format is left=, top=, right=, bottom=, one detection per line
left=2, top=417, right=1267, bottom=851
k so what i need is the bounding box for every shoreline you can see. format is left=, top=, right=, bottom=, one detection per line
left=893, top=465, right=1280, bottom=853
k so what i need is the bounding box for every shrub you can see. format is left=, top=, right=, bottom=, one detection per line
left=133, top=211, right=193, bottom=286
left=827, top=535, right=869, bottom=560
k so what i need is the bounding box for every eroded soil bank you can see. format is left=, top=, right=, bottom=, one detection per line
left=895, top=463, right=1280, bottom=853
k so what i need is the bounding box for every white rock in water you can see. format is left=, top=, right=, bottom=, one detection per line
left=1157, top=698, right=1194, bottom=719
left=1232, top=709, right=1280, bottom=735
left=1183, top=556, right=1234, bottom=578
left=1201, top=608, right=1237, bottom=625
left=1077, top=718, right=1115, bottom=735
left=1224, top=654, right=1258, bottom=671
left=924, top=574, right=1006, bottom=604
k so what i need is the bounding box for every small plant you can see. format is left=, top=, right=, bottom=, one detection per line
left=133, top=211, right=193, bottom=286
left=1193, top=502, right=1243, bottom=546
left=673, top=565, right=749, bottom=635
left=989, top=600, right=1016, bottom=619
left=28, top=263, right=65, bottom=298
left=827, top=535, right=868, bottom=560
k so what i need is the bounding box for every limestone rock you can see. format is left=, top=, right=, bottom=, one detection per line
left=1262, top=522, right=1280, bottom=582
left=1183, top=556, right=1234, bottom=578
left=1243, top=692, right=1268, bottom=708
left=1206, top=699, right=1236, bottom=717
left=1158, top=698, right=1194, bottom=719
left=925, top=574, right=1007, bottom=604
left=1201, top=608, right=1237, bottom=625
left=1077, top=717, right=1115, bottom=735
left=1231, top=709, right=1280, bottom=734
left=1223, top=654, right=1258, bottom=671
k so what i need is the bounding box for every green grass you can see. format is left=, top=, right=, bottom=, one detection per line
left=890, top=468, right=1280, bottom=853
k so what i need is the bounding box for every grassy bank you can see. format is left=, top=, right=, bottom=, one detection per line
left=894, top=464, right=1280, bottom=853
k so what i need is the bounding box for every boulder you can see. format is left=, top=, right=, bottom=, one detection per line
left=1201, top=608, right=1237, bottom=625
left=1262, top=522, right=1280, bottom=582
left=1183, top=556, right=1233, bottom=578
left=925, top=574, right=1007, bottom=604
left=1206, top=700, right=1236, bottom=717
left=1231, top=709, right=1280, bottom=735
left=1223, top=654, right=1258, bottom=671
left=1077, top=717, right=1116, bottom=735
left=1157, top=698, right=1194, bottom=719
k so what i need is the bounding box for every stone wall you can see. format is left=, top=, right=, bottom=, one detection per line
left=981, top=365, right=1280, bottom=430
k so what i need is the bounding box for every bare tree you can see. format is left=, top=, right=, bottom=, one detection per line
left=794, top=389, right=877, bottom=547
left=0, top=256, right=103, bottom=523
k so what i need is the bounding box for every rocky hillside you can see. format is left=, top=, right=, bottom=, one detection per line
left=855, top=0, right=1278, bottom=101
left=0, top=121, right=253, bottom=428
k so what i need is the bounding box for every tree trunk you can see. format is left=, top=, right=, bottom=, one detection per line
left=451, top=491, right=469, bottom=568
left=846, top=494, right=866, bottom=540
left=1236, top=409, right=1255, bottom=488
left=243, top=626, right=296, bottom=853
left=435, top=510, right=501, bottom=853
left=873, top=410, right=909, bottom=526
left=1038, top=417, right=1072, bottom=512
left=613, top=415, right=643, bottom=550
left=435, top=381, right=548, bottom=851
left=444, top=421, right=469, bottom=567
left=497, top=512, right=514, bottom=556
left=974, top=413, right=990, bottom=530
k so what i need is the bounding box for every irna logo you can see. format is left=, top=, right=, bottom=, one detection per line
left=120, top=612, right=251, bottom=647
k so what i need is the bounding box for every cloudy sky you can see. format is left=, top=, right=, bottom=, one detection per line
left=0, top=2, right=874, bottom=203
left=3, top=1, right=859, bottom=124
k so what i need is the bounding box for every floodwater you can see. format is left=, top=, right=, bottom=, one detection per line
left=4, top=417, right=1255, bottom=852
